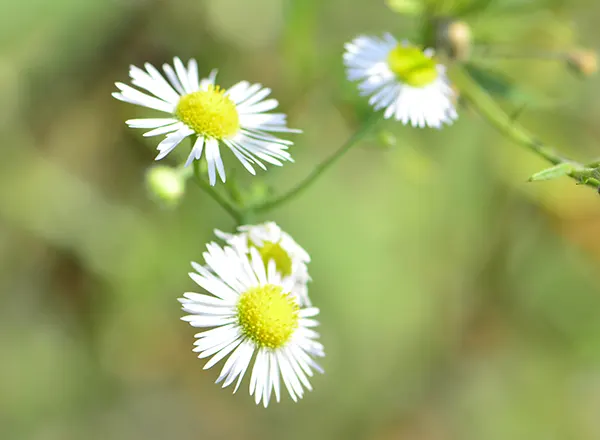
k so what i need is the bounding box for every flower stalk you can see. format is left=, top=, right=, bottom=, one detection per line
left=249, top=114, right=382, bottom=213
left=190, top=115, right=380, bottom=222
left=192, top=159, right=244, bottom=224
left=450, top=65, right=600, bottom=189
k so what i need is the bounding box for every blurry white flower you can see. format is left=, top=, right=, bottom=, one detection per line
left=113, top=57, right=299, bottom=185
left=179, top=243, right=324, bottom=407
left=216, top=222, right=312, bottom=306
left=344, top=34, right=458, bottom=128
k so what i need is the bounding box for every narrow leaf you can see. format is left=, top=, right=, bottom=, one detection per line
left=528, top=163, right=575, bottom=182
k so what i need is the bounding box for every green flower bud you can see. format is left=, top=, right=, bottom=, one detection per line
left=566, top=49, right=597, bottom=77
left=377, top=130, right=398, bottom=149
left=146, top=165, right=185, bottom=207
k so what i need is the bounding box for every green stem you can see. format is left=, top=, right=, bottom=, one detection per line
left=451, top=65, right=600, bottom=189
left=250, top=114, right=381, bottom=213
left=192, top=160, right=244, bottom=223
left=472, top=46, right=566, bottom=61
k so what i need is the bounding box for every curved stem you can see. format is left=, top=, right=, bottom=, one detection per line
left=192, top=160, right=244, bottom=223
left=251, top=114, right=381, bottom=213
left=451, top=65, right=600, bottom=189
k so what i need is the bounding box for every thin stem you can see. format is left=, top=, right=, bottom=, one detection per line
left=451, top=65, right=600, bottom=189
left=192, top=160, right=244, bottom=223
left=250, top=114, right=381, bottom=213
left=472, top=45, right=566, bottom=61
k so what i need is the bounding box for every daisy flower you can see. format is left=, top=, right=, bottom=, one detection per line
left=344, top=34, right=458, bottom=128
left=215, top=222, right=312, bottom=307
left=113, top=57, right=299, bottom=185
left=179, top=242, right=324, bottom=407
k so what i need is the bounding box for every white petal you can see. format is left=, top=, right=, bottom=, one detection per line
left=129, top=65, right=180, bottom=104
left=204, top=337, right=243, bottom=370
left=250, top=349, right=267, bottom=404
left=269, top=351, right=281, bottom=402
left=185, top=136, right=205, bottom=167
left=182, top=291, right=234, bottom=307
left=154, top=127, right=194, bottom=160
left=126, top=118, right=178, bottom=129
left=143, top=122, right=183, bottom=137
left=188, top=59, right=199, bottom=91
left=143, top=62, right=182, bottom=103
left=188, top=271, right=238, bottom=302
left=163, top=62, right=185, bottom=95
left=181, top=314, right=237, bottom=327
left=113, top=83, right=174, bottom=113
left=174, top=57, right=193, bottom=94
left=205, top=138, right=226, bottom=184
left=233, top=343, right=255, bottom=393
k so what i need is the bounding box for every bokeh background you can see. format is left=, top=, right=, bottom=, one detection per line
left=3, top=0, right=600, bottom=439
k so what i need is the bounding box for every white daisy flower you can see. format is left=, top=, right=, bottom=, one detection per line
left=344, top=34, right=458, bottom=128
left=113, top=57, right=299, bottom=185
left=179, top=242, right=324, bottom=407
left=215, top=222, right=312, bottom=307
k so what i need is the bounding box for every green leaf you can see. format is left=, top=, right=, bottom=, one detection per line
left=528, top=163, right=575, bottom=182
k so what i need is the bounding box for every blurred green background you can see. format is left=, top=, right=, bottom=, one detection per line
left=3, top=0, right=600, bottom=439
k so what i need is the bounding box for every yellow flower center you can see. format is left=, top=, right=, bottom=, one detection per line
left=237, top=285, right=299, bottom=349
left=175, top=85, right=240, bottom=139
left=387, top=45, right=438, bottom=87
left=252, top=240, right=293, bottom=278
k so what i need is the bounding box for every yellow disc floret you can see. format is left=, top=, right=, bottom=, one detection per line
left=175, top=85, right=240, bottom=139
left=387, top=45, right=438, bottom=87
left=237, top=285, right=299, bottom=349
left=252, top=240, right=293, bottom=278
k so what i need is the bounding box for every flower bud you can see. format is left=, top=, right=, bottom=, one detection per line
left=377, top=130, right=397, bottom=149
left=437, top=20, right=472, bottom=61
left=566, top=49, right=598, bottom=77
left=146, top=165, right=185, bottom=207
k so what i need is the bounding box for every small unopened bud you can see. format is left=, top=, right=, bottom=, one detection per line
left=146, top=165, right=185, bottom=207
left=377, top=130, right=397, bottom=149
left=438, top=20, right=472, bottom=61
left=566, top=49, right=598, bottom=77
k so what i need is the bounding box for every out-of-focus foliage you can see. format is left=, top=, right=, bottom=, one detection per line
left=2, top=0, right=600, bottom=439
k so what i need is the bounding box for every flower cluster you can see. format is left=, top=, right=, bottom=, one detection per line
left=110, top=0, right=600, bottom=412
left=113, top=39, right=457, bottom=185
left=179, top=224, right=323, bottom=407
left=112, top=24, right=460, bottom=407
